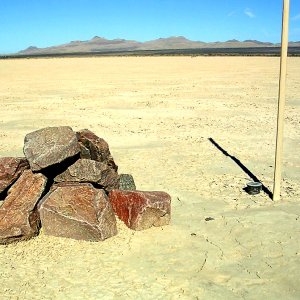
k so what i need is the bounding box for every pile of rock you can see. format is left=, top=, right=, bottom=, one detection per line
left=0, top=126, right=171, bottom=244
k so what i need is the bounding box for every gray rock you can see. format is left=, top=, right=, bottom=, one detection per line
left=39, top=183, right=117, bottom=241
left=23, top=126, right=80, bottom=171
left=119, top=174, right=136, bottom=190
left=54, top=158, right=119, bottom=191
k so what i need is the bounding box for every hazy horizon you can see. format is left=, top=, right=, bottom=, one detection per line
left=17, top=34, right=300, bottom=49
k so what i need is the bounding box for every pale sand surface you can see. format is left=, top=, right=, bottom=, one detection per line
left=0, top=56, right=299, bottom=299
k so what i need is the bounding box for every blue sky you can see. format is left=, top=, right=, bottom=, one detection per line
left=0, top=0, right=300, bottom=53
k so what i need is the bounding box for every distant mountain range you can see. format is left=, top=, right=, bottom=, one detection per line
left=18, top=36, right=300, bottom=55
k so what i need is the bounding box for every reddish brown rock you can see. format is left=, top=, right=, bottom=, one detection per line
left=39, top=184, right=117, bottom=241
left=54, top=159, right=119, bottom=191
left=109, top=190, right=171, bottom=231
left=23, top=126, right=80, bottom=171
left=0, top=157, right=29, bottom=193
left=0, top=170, right=47, bottom=244
left=77, top=129, right=118, bottom=171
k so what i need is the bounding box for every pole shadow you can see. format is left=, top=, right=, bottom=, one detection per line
left=208, top=138, right=273, bottom=200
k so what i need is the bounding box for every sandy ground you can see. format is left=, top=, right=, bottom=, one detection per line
left=0, top=56, right=299, bottom=299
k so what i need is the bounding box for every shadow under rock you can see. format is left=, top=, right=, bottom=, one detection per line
left=38, top=153, right=81, bottom=199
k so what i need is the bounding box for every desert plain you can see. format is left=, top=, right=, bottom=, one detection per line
left=0, top=56, right=299, bottom=299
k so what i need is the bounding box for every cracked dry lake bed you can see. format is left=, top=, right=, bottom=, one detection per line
left=0, top=56, right=300, bottom=299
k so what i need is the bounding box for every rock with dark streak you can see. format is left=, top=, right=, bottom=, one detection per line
left=0, top=170, right=47, bottom=244
left=0, top=157, right=29, bottom=193
left=54, top=159, right=119, bottom=191
left=77, top=129, right=118, bottom=171
left=39, top=183, right=117, bottom=241
left=79, top=143, right=91, bottom=159
left=109, top=190, right=171, bottom=231
left=23, top=126, right=80, bottom=171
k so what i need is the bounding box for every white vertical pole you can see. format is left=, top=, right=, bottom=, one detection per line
left=273, top=0, right=290, bottom=201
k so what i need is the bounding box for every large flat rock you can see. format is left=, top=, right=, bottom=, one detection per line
left=0, top=157, right=29, bottom=193
left=54, top=158, right=119, bottom=191
left=0, top=170, right=47, bottom=244
left=109, top=190, right=171, bottom=231
left=39, top=183, right=117, bottom=241
left=77, top=129, right=118, bottom=171
left=23, top=126, right=80, bottom=171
